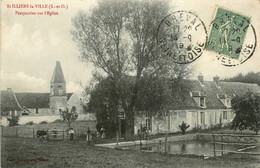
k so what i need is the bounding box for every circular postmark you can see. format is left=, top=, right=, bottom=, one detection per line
left=157, top=11, right=208, bottom=64
left=206, top=7, right=257, bottom=66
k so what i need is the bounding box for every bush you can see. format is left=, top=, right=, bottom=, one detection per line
left=53, top=119, right=63, bottom=123
left=26, top=121, right=34, bottom=125
left=40, top=121, right=48, bottom=124
left=7, top=115, right=20, bottom=126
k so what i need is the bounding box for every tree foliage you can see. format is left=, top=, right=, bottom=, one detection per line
left=60, top=107, right=78, bottom=129
left=231, top=92, right=260, bottom=134
left=88, top=76, right=120, bottom=137
left=88, top=75, right=191, bottom=137
left=7, top=113, right=20, bottom=126
left=224, top=72, right=260, bottom=86
left=72, top=0, right=191, bottom=137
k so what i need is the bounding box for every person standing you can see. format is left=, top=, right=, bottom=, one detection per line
left=69, top=128, right=75, bottom=141
left=101, top=126, right=106, bottom=139
left=86, top=127, right=91, bottom=144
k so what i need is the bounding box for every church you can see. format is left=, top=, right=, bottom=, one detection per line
left=1, top=61, right=83, bottom=117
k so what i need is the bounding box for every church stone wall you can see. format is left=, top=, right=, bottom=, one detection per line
left=49, top=96, right=67, bottom=114
left=27, top=108, right=52, bottom=115
left=67, top=94, right=83, bottom=114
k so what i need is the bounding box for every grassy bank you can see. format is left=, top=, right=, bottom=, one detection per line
left=1, top=137, right=259, bottom=168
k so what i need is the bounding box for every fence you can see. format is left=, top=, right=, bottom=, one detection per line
left=210, top=133, right=260, bottom=157
left=1, top=126, right=91, bottom=141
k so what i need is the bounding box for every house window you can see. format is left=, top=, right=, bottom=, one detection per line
left=200, top=112, right=205, bottom=124
left=200, top=97, right=206, bottom=107
left=223, top=111, right=227, bottom=120
left=226, top=98, right=231, bottom=106
left=36, top=108, right=39, bottom=114
left=146, top=118, right=151, bottom=131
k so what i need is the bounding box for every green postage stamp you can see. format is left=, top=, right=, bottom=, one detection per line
left=206, top=7, right=256, bottom=66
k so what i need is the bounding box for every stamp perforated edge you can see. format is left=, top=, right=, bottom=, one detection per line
left=206, top=5, right=256, bottom=67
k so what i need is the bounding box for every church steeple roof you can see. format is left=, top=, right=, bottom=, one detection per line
left=51, top=61, right=66, bottom=83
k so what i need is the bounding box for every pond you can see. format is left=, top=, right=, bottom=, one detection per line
left=130, top=140, right=249, bottom=157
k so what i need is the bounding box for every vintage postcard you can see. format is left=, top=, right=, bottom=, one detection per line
left=1, top=0, right=260, bottom=167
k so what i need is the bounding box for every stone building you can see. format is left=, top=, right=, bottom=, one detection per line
left=1, top=61, right=83, bottom=117
left=50, top=61, right=68, bottom=114
left=134, top=75, right=260, bottom=134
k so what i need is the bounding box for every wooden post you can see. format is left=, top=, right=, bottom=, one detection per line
left=33, top=128, right=35, bottom=139
left=116, top=131, right=119, bottom=147
left=221, top=132, right=224, bottom=156
left=212, top=134, right=216, bottom=157
left=165, top=132, right=168, bottom=154
left=2, top=127, right=3, bottom=137
left=63, top=131, right=64, bottom=140
left=118, top=117, right=121, bottom=139
left=16, top=127, right=18, bottom=137
left=140, top=134, right=142, bottom=150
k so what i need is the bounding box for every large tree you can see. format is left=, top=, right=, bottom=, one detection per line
left=231, top=92, right=260, bottom=135
left=88, top=74, right=191, bottom=137
left=72, top=0, right=190, bottom=137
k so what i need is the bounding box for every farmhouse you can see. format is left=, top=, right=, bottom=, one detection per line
left=134, top=74, right=260, bottom=134
left=0, top=61, right=83, bottom=117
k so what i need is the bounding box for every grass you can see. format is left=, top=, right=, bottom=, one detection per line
left=1, top=137, right=259, bottom=168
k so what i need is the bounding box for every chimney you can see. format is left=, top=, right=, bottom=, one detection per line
left=198, top=73, right=204, bottom=83
left=213, top=76, right=220, bottom=85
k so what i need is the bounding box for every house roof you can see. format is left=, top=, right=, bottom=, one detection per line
left=167, top=80, right=227, bottom=110
left=15, top=93, right=50, bottom=108
left=1, top=90, right=22, bottom=112
left=67, top=93, right=73, bottom=100
left=50, top=61, right=66, bottom=83
left=1, top=91, right=74, bottom=110
left=137, top=79, right=260, bottom=111
left=169, top=80, right=260, bottom=110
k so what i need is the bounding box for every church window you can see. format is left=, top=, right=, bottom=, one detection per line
left=58, top=88, right=63, bottom=95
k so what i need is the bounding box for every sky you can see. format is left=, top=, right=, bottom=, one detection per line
left=1, top=0, right=260, bottom=93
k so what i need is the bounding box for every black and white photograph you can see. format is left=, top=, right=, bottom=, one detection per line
left=1, top=0, right=260, bottom=167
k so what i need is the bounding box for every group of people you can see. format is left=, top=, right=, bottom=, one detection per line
left=138, top=125, right=149, bottom=140
left=68, top=126, right=106, bottom=142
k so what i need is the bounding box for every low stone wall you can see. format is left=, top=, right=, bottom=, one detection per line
left=96, top=134, right=197, bottom=148
left=148, top=134, right=197, bottom=144
left=0, top=114, right=96, bottom=126
left=96, top=133, right=259, bottom=149
left=196, top=134, right=259, bottom=143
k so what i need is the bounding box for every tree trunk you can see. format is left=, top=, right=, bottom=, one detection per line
left=68, top=122, right=71, bottom=129
left=125, top=69, right=142, bottom=139
left=125, top=111, right=135, bottom=139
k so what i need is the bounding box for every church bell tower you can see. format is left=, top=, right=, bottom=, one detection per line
left=50, top=61, right=67, bottom=114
